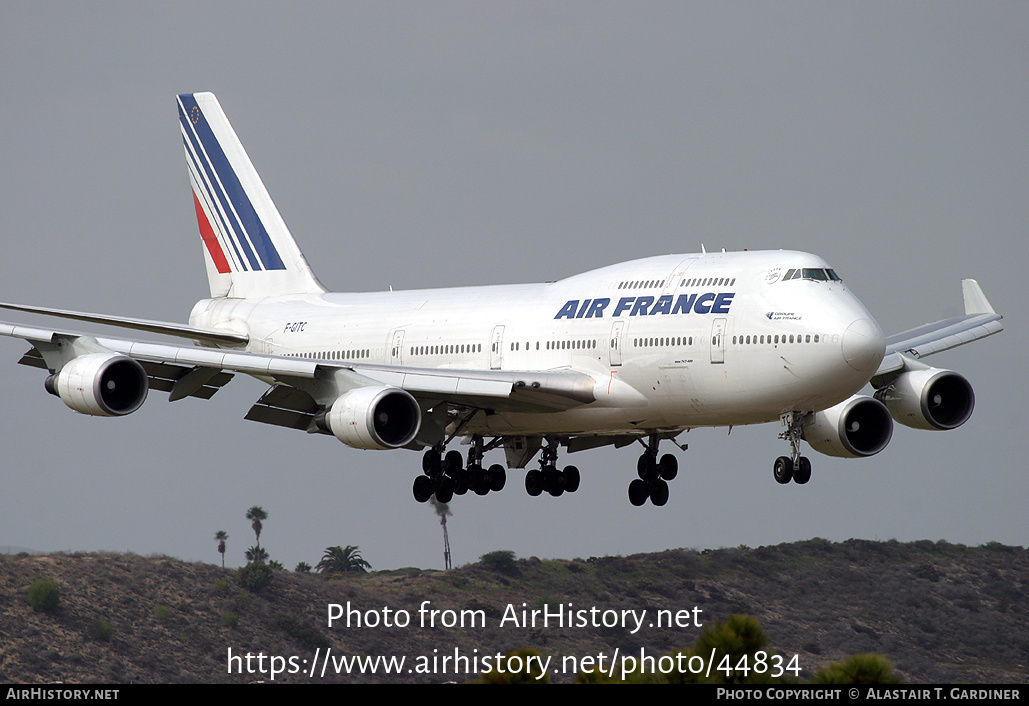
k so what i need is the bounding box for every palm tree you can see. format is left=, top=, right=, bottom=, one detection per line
left=245, top=545, right=269, bottom=564
left=316, top=545, right=371, bottom=574
left=429, top=497, right=452, bottom=570
left=246, top=506, right=267, bottom=548
left=214, top=530, right=228, bottom=568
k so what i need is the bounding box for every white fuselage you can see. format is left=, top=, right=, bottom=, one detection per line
left=190, top=250, right=886, bottom=437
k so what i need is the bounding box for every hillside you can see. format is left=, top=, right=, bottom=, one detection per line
left=1, top=539, right=1025, bottom=684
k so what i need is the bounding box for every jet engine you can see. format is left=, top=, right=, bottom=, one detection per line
left=321, top=385, right=421, bottom=450
left=803, top=395, right=893, bottom=458
left=45, top=352, right=149, bottom=416
left=874, top=368, right=974, bottom=431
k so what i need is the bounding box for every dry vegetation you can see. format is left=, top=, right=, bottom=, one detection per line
left=0, top=539, right=1025, bottom=683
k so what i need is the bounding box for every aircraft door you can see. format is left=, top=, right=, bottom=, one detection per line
left=389, top=329, right=405, bottom=365
left=609, top=321, right=626, bottom=366
left=489, top=325, right=505, bottom=370
left=710, top=318, right=726, bottom=364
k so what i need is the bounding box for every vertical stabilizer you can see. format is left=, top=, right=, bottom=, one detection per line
left=178, top=93, right=326, bottom=299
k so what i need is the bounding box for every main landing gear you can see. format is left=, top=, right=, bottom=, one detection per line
left=627, top=433, right=680, bottom=507
left=773, top=411, right=812, bottom=485
left=413, top=435, right=506, bottom=503
left=523, top=441, right=580, bottom=498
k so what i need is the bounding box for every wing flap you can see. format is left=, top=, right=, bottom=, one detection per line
left=244, top=384, right=320, bottom=431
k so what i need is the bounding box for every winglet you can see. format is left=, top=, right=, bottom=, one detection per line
left=962, top=279, right=996, bottom=316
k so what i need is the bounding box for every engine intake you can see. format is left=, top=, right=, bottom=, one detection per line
left=803, top=395, right=893, bottom=458
left=46, top=352, right=149, bottom=416
left=874, top=368, right=974, bottom=431
left=321, top=386, right=421, bottom=450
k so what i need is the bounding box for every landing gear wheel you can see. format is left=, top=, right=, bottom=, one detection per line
left=435, top=477, right=454, bottom=504
left=443, top=450, right=463, bottom=477
left=793, top=457, right=811, bottom=484
left=413, top=475, right=433, bottom=503
left=637, top=454, right=658, bottom=481
left=658, top=454, right=678, bottom=481
left=488, top=464, right=507, bottom=492
left=453, top=470, right=470, bottom=495
left=628, top=479, right=649, bottom=506
left=773, top=456, right=794, bottom=484
left=650, top=479, right=669, bottom=506
left=564, top=466, right=580, bottom=493
left=422, top=449, right=442, bottom=477
left=470, top=465, right=490, bottom=495
left=548, top=472, right=566, bottom=497
left=525, top=469, right=543, bottom=497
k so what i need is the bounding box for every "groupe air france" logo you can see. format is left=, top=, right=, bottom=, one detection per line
left=554, top=292, right=735, bottom=319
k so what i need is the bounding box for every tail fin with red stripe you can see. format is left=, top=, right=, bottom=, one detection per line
left=178, top=93, right=325, bottom=299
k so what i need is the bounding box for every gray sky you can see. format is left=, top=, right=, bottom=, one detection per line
left=0, top=2, right=1025, bottom=572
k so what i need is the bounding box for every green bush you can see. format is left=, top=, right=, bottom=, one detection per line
left=236, top=561, right=274, bottom=592
left=27, top=579, right=60, bottom=613
left=153, top=605, right=174, bottom=624
left=222, top=612, right=239, bottom=629
left=480, top=550, right=518, bottom=575
left=811, top=654, right=903, bottom=684
left=214, top=578, right=231, bottom=595
left=91, top=618, right=114, bottom=642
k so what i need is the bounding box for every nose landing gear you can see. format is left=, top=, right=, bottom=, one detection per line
left=774, top=411, right=812, bottom=485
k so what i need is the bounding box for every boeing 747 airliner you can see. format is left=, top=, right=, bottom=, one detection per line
left=0, top=93, right=1004, bottom=507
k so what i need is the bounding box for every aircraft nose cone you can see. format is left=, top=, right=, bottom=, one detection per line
left=842, top=318, right=885, bottom=373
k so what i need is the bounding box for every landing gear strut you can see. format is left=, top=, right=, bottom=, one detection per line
left=413, top=434, right=507, bottom=503
left=628, top=433, right=680, bottom=507
left=774, top=411, right=812, bottom=485
left=524, top=440, right=580, bottom=497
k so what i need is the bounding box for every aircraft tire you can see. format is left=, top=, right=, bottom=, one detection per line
left=443, top=450, right=464, bottom=477
left=422, top=450, right=442, bottom=477
left=413, top=475, right=433, bottom=503
left=525, top=469, right=543, bottom=497
left=658, top=454, right=678, bottom=481
left=473, top=466, right=491, bottom=495
left=794, top=457, right=812, bottom=484
left=628, top=479, right=649, bottom=506
left=637, top=454, right=658, bottom=481
left=435, top=476, right=455, bottom=503
left=488, top=464, right=506, bottom=492
left=650, top=479, right=669, bottom=506
left=564, top=466, right=580, bottom=493
left=548, top=472, right=566, bottom=497
left=453, top=471, right=470, bottom=495
left=773, top=456, right=794, bottom=484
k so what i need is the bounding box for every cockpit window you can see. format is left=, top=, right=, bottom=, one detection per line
left=782, top=267, right=842, bottom=283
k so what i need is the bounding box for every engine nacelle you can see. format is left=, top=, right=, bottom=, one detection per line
left=45, top=352, right=149, bottom=416
left=803, top=395, right=893, bottom=458
left=874, top=368, right=974, bottom=431
left=322, top=386, right=421, bottom=450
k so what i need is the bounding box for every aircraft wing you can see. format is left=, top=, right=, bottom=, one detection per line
left=873, top=279, right=1003, bottom=381
left=0, top=321, right=596, bottom=426
left=0, top=301, right=249, bottom=346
